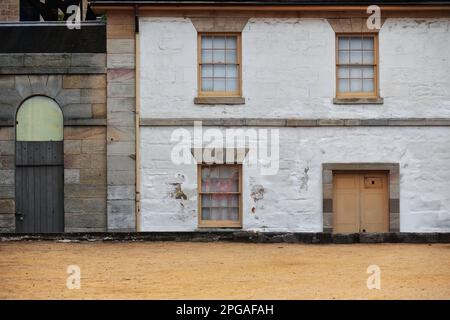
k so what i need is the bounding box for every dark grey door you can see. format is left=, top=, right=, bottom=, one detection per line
left=15, top=141, right=64, bottom=233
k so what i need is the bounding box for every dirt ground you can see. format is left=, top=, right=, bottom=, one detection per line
left=0, top=242, right=449, bottom=300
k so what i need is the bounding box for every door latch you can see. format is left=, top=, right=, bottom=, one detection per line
left=15, top=211, right=23, bottom=221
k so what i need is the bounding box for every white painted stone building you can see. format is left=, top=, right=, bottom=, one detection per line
left=92, top=0, right=450, bottom=234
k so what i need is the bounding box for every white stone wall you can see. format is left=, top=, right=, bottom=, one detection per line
left=140, top=17, right=450, bottom=119
left=138, top=17, right=450, bottom=232
left=140, top=126, right=450, bottom=232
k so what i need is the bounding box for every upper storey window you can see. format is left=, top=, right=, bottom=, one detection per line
left=336, top=34, right=378, bottom=98
left=198, top=33, right=241, bottom=97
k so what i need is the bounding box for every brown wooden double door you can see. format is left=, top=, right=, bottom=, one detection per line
left=333, top=172, right=389, bottom=233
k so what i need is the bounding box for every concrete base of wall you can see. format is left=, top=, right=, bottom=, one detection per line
left=0, top=232, right=449, bottom=243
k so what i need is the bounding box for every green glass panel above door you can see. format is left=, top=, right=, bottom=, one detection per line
left=16, top=96, right=63, bottom=142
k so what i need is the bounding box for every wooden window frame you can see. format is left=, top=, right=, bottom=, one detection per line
left=197, top=164, right=243, bottom=228
left=335, top=33, right=379, bottom=99
left=197, top=32, right=242, bottom=98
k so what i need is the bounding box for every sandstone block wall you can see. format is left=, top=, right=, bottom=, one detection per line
left=0, top=54, right=107, bottom=232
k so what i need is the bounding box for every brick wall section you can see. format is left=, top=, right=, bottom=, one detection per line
left=0, top=0, right=19, bottom=22
left=0, top=72, right=107, bottom=232
left=106, top=11, right=136, bottom=231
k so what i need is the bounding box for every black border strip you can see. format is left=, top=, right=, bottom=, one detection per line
left=0, top=231, right=449, bottom=243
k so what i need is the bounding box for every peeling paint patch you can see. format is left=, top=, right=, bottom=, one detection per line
left=251, top=185, right=265, bottom=202
left=169, top=183, right=187, bottom=200
left=300, top=167, right=310, bottom=191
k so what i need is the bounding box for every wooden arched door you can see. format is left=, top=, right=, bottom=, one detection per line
left=15, top=96, right=64, bottom=233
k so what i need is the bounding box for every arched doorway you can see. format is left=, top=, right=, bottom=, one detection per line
left=15, top=96, right=64, bottom=233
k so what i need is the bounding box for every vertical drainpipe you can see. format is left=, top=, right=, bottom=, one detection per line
left=135, top=5, right=141, bottom=232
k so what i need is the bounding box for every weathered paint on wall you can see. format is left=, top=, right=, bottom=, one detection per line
left=139, top=17, right=450, bottom=232
left=140, top=126, right=450, bottom=232
left=139, top=17, right=450, bottom=119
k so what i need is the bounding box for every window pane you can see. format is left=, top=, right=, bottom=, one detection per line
left=350, top=79, right=363, bottom=92
left=202, top=49, right=212, bottom=63
left=338, top=79, right=349, bottom=92
left=363, top=37, right=374, bottom=50
left=212, top=194, right=236, bottom=207
left=338, top=51, right=349, bottom=64
left=210, top=194, right=225, bottom=207
left=202, top=79, right=213, bottom=91
left=350, top=67, right=363, bottom=78
left=201, top=166, right=210, bottom=179
left=208, top=208, right=239, bottom=221
left=202, top=65, right=213, bottom=78
left=229, top=207, right=239, bottom=221
left=16, top=96, right=63, bottom=142
left=362, top=66, right=374, bottom=78
left=350, top=37, right=362, bottom=50
left=350, top=51, right=363, bottom=64
left=201, top=166, right=239, bottom=192
left=201, top=178, right=209, bottom=192
left=226, top=65, right=238, bottom=78
left=363, top=79, right=374, bottom=92
left=204, top=178, right=237, bottom=193
left=202, top=194, right=211, bottom=207
left=213, top=36, right=226, bottom=49
left=226, top=36, right=237, bottom=49
left=229, top=195, right=239, bottom=207
left=209, top=166, right=219, bottom=178
left=210, top=208, right=226, bottom=220
left=226, top=79, right=238, bottom=92
left=338, top=66, right=349, bottom=79
left=363, top=51, right=374, bottom=64
left=202, top=36, right=213, bottom=49
left=225, top=50, right=237, bottom=63
left=338, top=37, right=349, bottom=50
left=214, top=64, right=226, bottom=77
left=213, top=50, right=226, bottom=63
left=213, top=207, right=239, bottom=221
left=201, top=208, right=211, bottom=220
left=213, top=79, right=226, bottom=91
left=220, top=166, right=239, bottom=179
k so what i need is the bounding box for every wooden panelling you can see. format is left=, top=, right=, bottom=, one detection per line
left=333, top=174, right=360, bottom=233
left=15, top=141, right=64, bottom=233
left=333, top=172, right=389, bottom=233
left=15, top=141, right=63, bottom=167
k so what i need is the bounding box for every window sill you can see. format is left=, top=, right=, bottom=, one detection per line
left=198, top=222, right=242, bottom=229
left=333, top=97, right=384, bottom=105
left=197, top=226, right=243, bottom=229
left=194, top=96, right=245, bottom=105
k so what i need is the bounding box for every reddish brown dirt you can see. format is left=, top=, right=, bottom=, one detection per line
left=0, top=242, right=449, bottom=299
